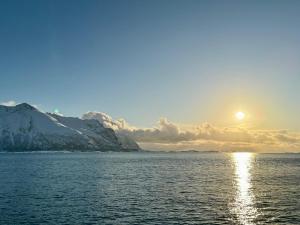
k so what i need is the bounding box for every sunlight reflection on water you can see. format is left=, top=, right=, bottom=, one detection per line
left=232, top=152, right=258, bottom=225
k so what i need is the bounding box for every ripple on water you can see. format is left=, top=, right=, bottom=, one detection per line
left=0, top=152, right=299, bottom=224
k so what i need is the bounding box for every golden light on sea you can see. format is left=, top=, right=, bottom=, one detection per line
left=232, top=152, right=258, bottom=225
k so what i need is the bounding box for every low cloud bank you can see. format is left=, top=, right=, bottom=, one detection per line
left=83, top=112, right=300, bottom=153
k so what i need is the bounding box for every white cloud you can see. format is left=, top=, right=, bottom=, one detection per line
left=0, top=101, right=42, bottom=112
left=82, top=112, right=136, bottom=131
left=83, top=112, right=300, bottom=153
left=1, top=100, right=17, bottom=106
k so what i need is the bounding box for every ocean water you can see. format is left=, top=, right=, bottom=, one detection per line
left=0, top=152, right=299, bottom=225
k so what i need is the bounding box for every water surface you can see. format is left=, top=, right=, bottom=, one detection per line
left=0, top=152, right=299, bottom=224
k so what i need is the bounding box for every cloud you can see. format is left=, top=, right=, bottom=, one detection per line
left=82, top=112, right=136, bottom=131
left=0, top=100, right=42, bottom=111
left=1, top=100, right=17, bottom=106
left=82, top=112, right=300, bottom=152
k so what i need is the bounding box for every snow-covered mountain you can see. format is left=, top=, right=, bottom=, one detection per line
left=0, top=103, right=140, bottom=151
left=82, top=112, right=140, bottom=150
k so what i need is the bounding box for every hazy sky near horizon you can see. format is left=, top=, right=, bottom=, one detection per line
left=1, top=0, right=300, bottom=131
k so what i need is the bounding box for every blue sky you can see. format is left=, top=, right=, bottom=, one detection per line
left=1, top=0, right=300, bottom=130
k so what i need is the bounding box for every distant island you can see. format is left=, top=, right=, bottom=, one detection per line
left=0, top=103, right=140, bottom=152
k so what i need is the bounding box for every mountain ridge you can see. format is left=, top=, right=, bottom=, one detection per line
left=0, top=103, right=140, bottom=152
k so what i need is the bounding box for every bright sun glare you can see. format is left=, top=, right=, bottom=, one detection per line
left=232, top=152, right=257, bottom=225
left=235, top=111, right=245, bottom=121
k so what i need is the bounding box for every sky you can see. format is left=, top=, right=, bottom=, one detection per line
left=1, top=0, right=300, bottom=151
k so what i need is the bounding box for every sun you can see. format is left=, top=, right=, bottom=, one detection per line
left=235, top=111, right=245, bottom=121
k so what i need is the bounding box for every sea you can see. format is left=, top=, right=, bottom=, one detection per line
left=0, top=151, right=299, bottom=225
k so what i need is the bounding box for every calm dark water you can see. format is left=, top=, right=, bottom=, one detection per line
left=0, top=152, right=299, bottom=225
